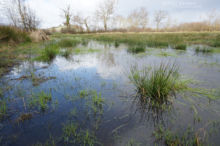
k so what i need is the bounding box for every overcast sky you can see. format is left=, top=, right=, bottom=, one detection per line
left=0, top=0, right=220, bottom=28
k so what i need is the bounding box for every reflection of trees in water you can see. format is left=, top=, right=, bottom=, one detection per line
left=99, top=49, right=116, bottom=67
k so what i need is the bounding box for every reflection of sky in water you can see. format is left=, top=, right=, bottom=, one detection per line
left=1, top=42, right=220, bottom=146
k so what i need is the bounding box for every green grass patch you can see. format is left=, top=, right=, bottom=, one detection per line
left=29, top=91, right=52, bottom=111
left=129, top=63, right=187, bottom=106
left=0, top=100, right=7, bottom=120
left=154, top=126, right=201, bottom=146
left=127, top=45, right=146, bottom=54
left=195, top=46, right=213, bottom=54
left=58, top=38, right=80, bottom=48
left=173, top=44, right=187, bottom=50
left=0, top=26, right=31, bottom=44
left=36, top=43, right=60, bottom=62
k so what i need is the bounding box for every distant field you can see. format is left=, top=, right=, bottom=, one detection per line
left=72, top=32, right=220, bottom=48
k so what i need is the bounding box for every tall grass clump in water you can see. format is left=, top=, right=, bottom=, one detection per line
left=195, top=46, right=213, bottom=54
left=37, top=42, right=60, bottom=62
left=58, top=38, right=80, bottom=48
left=129, top=63, right=187, bottom=105
left=173, top=44, right=187, bottom=50
left=127, top=44, right=146, bottom=53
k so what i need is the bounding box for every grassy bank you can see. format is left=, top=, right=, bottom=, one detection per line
left=74, top=32, right=220, bottom=48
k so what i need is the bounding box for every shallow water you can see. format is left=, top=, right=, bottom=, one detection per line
left=0, top=41, right=220, bottom=146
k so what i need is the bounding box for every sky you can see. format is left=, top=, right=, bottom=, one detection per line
left=0, top=0, right=220, bottom=28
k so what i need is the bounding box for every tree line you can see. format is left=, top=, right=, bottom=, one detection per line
left=2, top=0, right=220, bottom=33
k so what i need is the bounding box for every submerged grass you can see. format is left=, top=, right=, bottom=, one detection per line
left=154, top=125, right=201, bottom=146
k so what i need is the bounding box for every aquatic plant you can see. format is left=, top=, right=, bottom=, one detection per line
left=114, top=41, right=120, bottom=48
left=61, top=49, right=72, bottom=58
left=58, top=38, right=80, bottom=48
left=16, top=113, right=32, bottom=123
left=0, top=100, right=7, bottom=119
left=153, top=125, right=202, bottom=146
left=29, top=91, right=52, bottom=111
left=195, top=46, right=213, bottom=54
left=127, top=45, right=146, bottom=53
left=62, top=122, right=95, bottom=146
left=173, top=44, right=187, bottom=50
left=37, top=43, right=59, bottom=62
left=82, top=39, right=89, bottom=46
left=129, top=63, right=187, bottom=105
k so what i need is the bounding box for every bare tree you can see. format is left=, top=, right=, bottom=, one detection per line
left=206, top=9, right=218, bottom=31
left=4, top=0, right=40, bottom=31
left=154, top=10, right=168, bottom=31
left=73, top=13, right=91, bottom=32
left=128, top=7, right=148, bottom=29
left=61, top=5, right=72, bottom=29
left=95, top=0, right=117, bottom=31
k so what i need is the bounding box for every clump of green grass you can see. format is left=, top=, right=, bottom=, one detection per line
left=58, top=38, right=80, bottom=48
left=129, top=63, right=187, bottom=105
left=211, top=40, right=220, bottom=47
left=127, top=45, right=146, bottom=53
left=114, top=41, right=120, bottom=48
left=73, top=48, right=100, bottom=54
left=81, top=39, right=89, bottom=46
left=58, top=39, right=73, bottom=47
left=37, top=43, right=59, bottom=62
left=29, top=91, right=52, bottom=111
left=195, top=46, right=213, bottom=54
left=62, top=122, right=96, bottom=146
left=153, top=126, right=201, bottom=146
left=173, top=44, right=187, bottom=50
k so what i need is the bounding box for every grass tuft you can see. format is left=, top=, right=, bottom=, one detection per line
left=129, top=63, right=187, bottom=105
left=127, top=44, right=146, bottom=53
left=173, top=44, right=187, bottom=50
left=37, top=42, right=59, bottom=62
left=195, top=46, right=213, bottom=54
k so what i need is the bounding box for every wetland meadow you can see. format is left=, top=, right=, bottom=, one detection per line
left=0, top=32, right=220, bottom=146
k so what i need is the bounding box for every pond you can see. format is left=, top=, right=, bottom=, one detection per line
left=0, top=41, right=220, bottom=146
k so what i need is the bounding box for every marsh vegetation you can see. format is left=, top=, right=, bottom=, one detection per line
left=0, top=32, right=220, bottom=146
